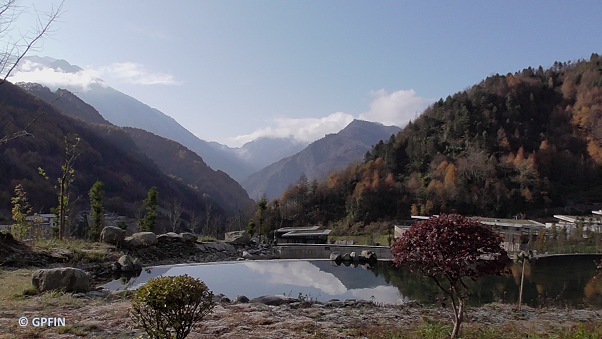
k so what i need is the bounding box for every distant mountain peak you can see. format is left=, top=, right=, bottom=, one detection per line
left=20, top=56, right=84, bottom=74
left=241, top=120, right=401, bottom=200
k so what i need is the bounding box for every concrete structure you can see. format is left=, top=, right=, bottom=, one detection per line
left=276, top=243, right=392, bottom=260
left=274, top=226, right=331, bottom=244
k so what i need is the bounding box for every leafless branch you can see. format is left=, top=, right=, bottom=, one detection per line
left=0, top=0, right=64, bottom=84
left=0, top=89, right=65, bottom=145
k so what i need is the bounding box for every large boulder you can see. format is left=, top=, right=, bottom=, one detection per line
left=330, top=252, right=342, bottom=262
left=100, top=226, right=125, bottom=245
left=359, top=250, right=377, bottom=262
left=124, top=236, right=143, bottom=248
left=117, top=255, right=142, bottom=272
left=157, top=232, right=184, bottom=243
left=225, top=230, right=250, bottom=244
left=32, top=268, right=90, bottom=293
left=180, top=232, right=198, bottom=243
left=131, top=232, right=158, bottom=246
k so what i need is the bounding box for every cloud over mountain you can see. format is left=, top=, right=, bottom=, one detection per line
left=230, top=111, right=355, bottom=146
left=230, top=89, right=431, bottom=147
left=359, top=89, right=433, bottom=127
left=9, top=59, right=180, bottom=91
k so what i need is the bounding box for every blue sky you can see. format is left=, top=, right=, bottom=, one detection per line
left=8, top=1, right=602, bottom=146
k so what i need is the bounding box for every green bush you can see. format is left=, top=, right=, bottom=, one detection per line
left=130, top=275, right=214, bottom=339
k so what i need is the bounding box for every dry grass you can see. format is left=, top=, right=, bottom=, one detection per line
left=350, top=319, right=602, bottom=339
left=0, top=269, right=92, bottom=314
left=31, top=238, right=120, bottom=264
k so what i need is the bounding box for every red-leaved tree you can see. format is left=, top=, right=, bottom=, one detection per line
left=391, top=214, right=510, bottom=339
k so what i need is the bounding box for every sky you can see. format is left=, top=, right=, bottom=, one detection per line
left=7, top=1, right=602, bottom=147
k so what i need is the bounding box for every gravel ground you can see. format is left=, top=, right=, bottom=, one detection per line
left=1, top=299, right=601, bottom=339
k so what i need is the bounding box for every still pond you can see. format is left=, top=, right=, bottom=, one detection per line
left=103, top=255, right=602, bottom=307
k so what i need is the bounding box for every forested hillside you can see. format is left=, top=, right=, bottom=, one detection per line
left=124, top=127, right=254, bottom=215
left=256, top=54, right=602, bottom=233
left=0, top=81, right=225, bottom=233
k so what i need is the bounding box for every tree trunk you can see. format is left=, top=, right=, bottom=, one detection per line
left=450, top=298, right=464, bottom=339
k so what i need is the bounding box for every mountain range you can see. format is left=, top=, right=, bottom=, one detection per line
left=242, top=119, right=401, bottom=200
left=0, top=81, right=229, bottom=229
left=15, top=57, right=406, bottom=207
left=18, top=56, right=256, bottom=182
left=210, top=137, right=308, bottom=172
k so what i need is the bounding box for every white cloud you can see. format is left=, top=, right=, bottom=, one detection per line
left=230, top=111, right=354, bottom=146
left=359, top=89, right=432, bottom=127
left=244, top=261, right=347, bottom=295
left=8, top=60, right=180, bottom=91
left=97, top=62, right=180, bottom=85
left=9, top=60, right=105, bottom=91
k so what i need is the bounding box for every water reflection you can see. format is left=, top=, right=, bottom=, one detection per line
left=101, top=255, right=602, bottom=307
left=243, top=261, right=346, bottom=295
left=351, top=285, right=402, bottom=303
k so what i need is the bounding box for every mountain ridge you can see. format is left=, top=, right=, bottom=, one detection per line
left=16, top=57, right=256, bottom=182
left=241, top=119, right=401, bottom=200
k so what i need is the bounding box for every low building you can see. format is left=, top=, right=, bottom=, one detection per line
left=274, top=226, right=331, bottom=244
left=25, top=214, right=57, bottom=228
left=410, top=215, right=546, bottom=252
left=552, top=213, right=602, bottom=235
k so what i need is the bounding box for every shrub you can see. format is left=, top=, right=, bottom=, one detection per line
left=130, top=275, right=214, bottom=339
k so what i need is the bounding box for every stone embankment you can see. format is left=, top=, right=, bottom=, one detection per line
left=85, top=228, right=279, bottom=283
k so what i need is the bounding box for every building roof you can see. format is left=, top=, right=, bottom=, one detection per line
left=25, top=214, right=56, bottom=220
left=275, top=226, right=320, bottom=233
left=275, top=226, right=331, bottom=238
left=554, top=214, right=602, bottom=224
left=410, top=215, right=544, bottom=228
left=281, top=229, right=332, bottom=237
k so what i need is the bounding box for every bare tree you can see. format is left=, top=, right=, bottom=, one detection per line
left=57, top=135, right=80, bottom=240
left=204, top=199, right=214, bottom=236
left=167, top=198, right=182, bottom=233
left=0, top=0, right=64, bottom=83
left=189, top=209, right=201, bottom=234
left=0, top=0, right=64, bottom=145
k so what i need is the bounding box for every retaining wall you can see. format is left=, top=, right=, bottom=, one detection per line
left=275, top=244, right=392, bottom=260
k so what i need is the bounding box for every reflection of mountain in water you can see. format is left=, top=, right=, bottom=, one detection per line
left=311, top=261, right=387, bottom=291
left=100, top=256, right=602, bottom=307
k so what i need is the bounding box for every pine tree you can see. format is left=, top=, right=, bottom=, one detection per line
left=88, top=181, right=105, bottom=241
left=141, top=187, right=158, bottom=232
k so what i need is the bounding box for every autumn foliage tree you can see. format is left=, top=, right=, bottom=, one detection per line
left=391, top=214, right=510, bottom=339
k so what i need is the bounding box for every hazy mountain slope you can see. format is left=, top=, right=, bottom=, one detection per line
left=242, top=120, right=401, bottom=200
left=211, top=137, right=308, bottom=171
left=17, top=57, right=255, bottom=182
left=0, top=81, right=222, bottom=223
left=17, top=83, right=109, bottom=125
left=124, top=127, right=254, bottom=215
left=68, top=83, right=255, bottom=182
